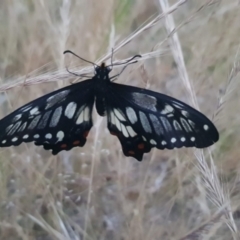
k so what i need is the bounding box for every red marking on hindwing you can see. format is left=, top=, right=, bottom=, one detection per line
left=73, top=140, right=81, bottom=146
left=110, top=131, right=118, bottom=136
left=137, top=143, right=145, bottom=150
left=128, top=150, right=135, bottom=155
left=60, top=144, right=67, bottom=149
left=83, top=131, right=89, bottom=138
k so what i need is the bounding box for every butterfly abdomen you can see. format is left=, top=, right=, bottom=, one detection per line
left=95, top=96, right=107, bottom=116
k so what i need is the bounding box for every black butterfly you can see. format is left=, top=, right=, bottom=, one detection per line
left=0, top=50, right=219, bottom=161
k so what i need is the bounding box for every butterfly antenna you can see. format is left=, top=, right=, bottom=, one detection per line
left=110, top=60, right=140, bottom=81
left=66, top=66, right=92, bottom=78
left=66, top=66, right=79, bottom=76
left=112, top=54, right=142, bottom=67
left=64, top=50, right=98, bottom=67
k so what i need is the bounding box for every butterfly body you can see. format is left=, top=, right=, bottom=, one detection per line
left=93, top=63, right=112, bottom=116
left=0, top=54, right=219, bottom=161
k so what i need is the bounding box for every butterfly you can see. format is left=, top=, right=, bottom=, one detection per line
left=0, top=50, right=219, bottom=161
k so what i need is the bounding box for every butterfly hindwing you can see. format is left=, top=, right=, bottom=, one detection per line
left=106, top=82, right=219, bottom=161
left=0, top=80, right=94, bottom=154
left=107, top=108, right=152, bottom=160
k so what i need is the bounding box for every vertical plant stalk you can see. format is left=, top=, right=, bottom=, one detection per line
left=83, top=116, right=103, bottom=240
left=159, top=0, right=198, bottom=108
left=158, top=0, right=238, bottom=238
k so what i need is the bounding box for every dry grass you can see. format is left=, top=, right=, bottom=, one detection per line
left=0, top=0, right=240, bottom=239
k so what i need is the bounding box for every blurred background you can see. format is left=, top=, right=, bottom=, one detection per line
left=0, top=0, right=240, bottom=239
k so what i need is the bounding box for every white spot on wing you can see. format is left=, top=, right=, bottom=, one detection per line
left=180, top=118, right=192, bottom=132
left=161, top=141, right=167, bottom=146
left=38, top=111, right=52, bottom=129
left=30, top=107, right=39, bottom=116
left=34, top=134, right=40, bottom=139
left=139, top=111, right=152, bottom=133
left=12, top=114, right=22, bottom=122
left=28, top=115, right=41, bottom=130
left=126, top=126, right=137, bottom=137
left=57, top=131, right=64, bottom=142
left=149, top=114, right=164, bottom=135
left=181, top=110, right=189, bottom=117
left=132, top=92, right=157, bottom=111
left=171, top=138, right=176, bottom=143
left=173, top=120, right=182, bottom=131
left=1, top=140, right=6, bottom=144
left=121, top=123, right=129, bottom=137
left=84, top=107, right=90, bottom=121
left=181, top=137, right=186, bottom=142
left=12, top=137, right=18, bottom=142
left=188, top=120, right=195, bottom=129
left=160, top=116, right=172, bottom=132
left=50, top=106, right=62, bottom=127
left=6, top=124, right=13, bottom=133
left=18, top=122, right=27, bottom=132
left=114, top=109, right=126, bottom=121
left=110, top=112, right=116, bottom=125
left=126, top=107, right=137, bottom=124
left=65, top=102, right=77, bottom=119
left=115, top=117, right=121, bottom=131
left=45, top=133, right=52, bottom=139
left=150, top=139, right=157, bottom=145
left=23, top=134, right=29, bottom=139
left=204, top=124, right=209, bottom=131
left=46, top=90, right=70, bottom=109
left=8, top=121, right=22, bottom=135
left=173, top=103, right=183, bottom=109
left=76, top=109, right=84, bottom=124
left=161, top=104, right=174, bottom=115
left=191, top=137, right=195, bottom=142
left=142, top=136, right=147, bottom=141
left=21, top=106, right=32, bottom=112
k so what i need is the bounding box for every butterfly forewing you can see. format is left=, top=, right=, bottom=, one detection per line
left=0, top=80, right=94, bottom=154
left=105, top=82, right=219, bottom=161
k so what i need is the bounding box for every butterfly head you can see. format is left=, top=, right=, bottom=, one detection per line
left=94, top=62, right=112, bottom=81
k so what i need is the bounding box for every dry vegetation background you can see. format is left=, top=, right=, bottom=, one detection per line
left=0, top=0, right=240, bottom=239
